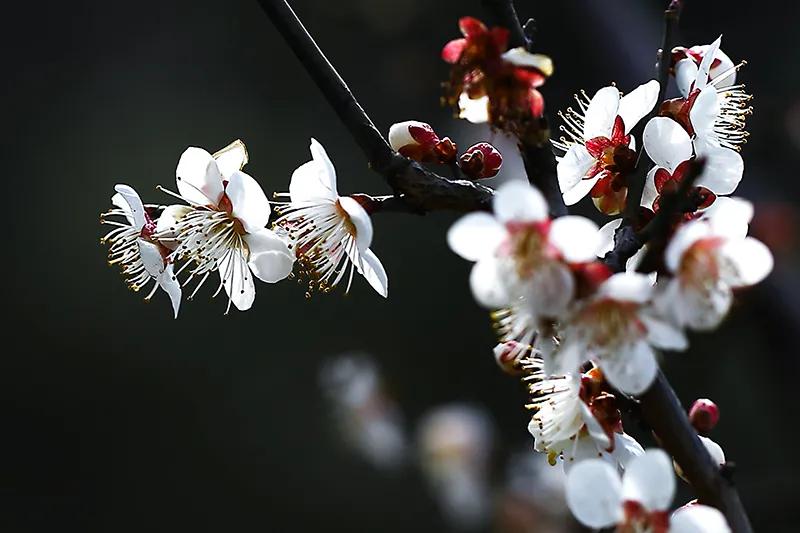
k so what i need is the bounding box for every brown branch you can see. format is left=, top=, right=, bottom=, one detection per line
left=481, top=0, right=567, bottom=218
left=257, top=0, right=494, bottom=214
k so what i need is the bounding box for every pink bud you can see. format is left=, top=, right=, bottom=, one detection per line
left=689, top=398, right=720, bottom=435
left=458, top=142, right=502, bottom=179
left=388, top=121, right=456, bottom=163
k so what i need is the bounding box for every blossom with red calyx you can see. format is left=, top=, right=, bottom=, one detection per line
left=553, top=81, right=660, bottom=215
left=458, top=142, right=503, bottom=179
left=441, top=17, right=553, bottom=134
left=672, top=43, right=736, bottom=90
left=101, top=184, right=182, bottom=317
left=388, top=120, right=457, bottom=163
left=689, top=398, right=720, bottom=435
left=566, top=449, right=731, bottom=532
left=522, top=355, right=644, bottom=472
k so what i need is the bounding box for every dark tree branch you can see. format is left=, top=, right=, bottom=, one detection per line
left=257, top=0, right=494, bottom=213
left=481, top=0, right=567, bottom=218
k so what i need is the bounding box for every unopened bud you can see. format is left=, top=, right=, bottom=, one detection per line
left=458, top=142, right=502, bottom=179
left=689, top=398, right=720, bottom=435
left=493, top=341, right=529, bottom=375
left=388, top=121, right=457, bottom=163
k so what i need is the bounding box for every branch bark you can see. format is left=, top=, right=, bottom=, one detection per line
left=257, top=0, right=494, bottom=213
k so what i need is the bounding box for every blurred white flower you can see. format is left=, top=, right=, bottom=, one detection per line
left=101, top=184, right=182, bottom=317
left=275, top=139, right=388, bottom=297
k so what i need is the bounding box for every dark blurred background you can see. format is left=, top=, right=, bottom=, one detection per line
left=4, top=0, right=799, bottom=531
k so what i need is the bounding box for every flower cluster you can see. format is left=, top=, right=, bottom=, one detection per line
left=101, top=139, right=388, bottom=315
left=441, top=17, right=553, bottom=137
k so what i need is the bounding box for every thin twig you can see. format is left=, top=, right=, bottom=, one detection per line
left=257, top=0, right=494, bottom=213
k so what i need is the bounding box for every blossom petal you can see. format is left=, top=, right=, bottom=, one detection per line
left=675, top=58, right=699, bottom=98
left=155, top=205, right=191, bottom=250
left=671, top=505, right=731, bottom=533
left=563, top=175, right=600, bottom=206
left=358, top=249, right=389, bottom=298
left=596, top=219, right=623, bottom=258
left=549, top=216, right=601, bottom=263
left=212, top=139, right=248, bottom=179
left=599, top=341, right=658, bottom=395
left=158, top=264, right=182, bottom=318
left=447, top=212, right=506, bottom=261
left=501, top=48, right=554, bottom=76
left=721, top=236, right=773, bottom=287
left=583, top=86, right=620, bottom=140
left=546, top=338, right=585, bottom=377
left=558, top=144, right=595, bottom=198
left=597, top=272, right=653, bottom=303
left=617, top=80, right=660, bottom=133
left=700, top=436, right=726, bottom=467
left=611, top=432, right=645, bottom=470
left=226, top=171, right=271, bottom=233
left=665, top=220, right=711, bottom=273
left=339, top=196, right=373, bottom=252
left=696, top=145, right=743, bottom=195
left=289, top=139, right=339, bottom=203
left=641, top=167, right=659, bottom=209
left=494, top=180, right=549, bottom=223
left=642, top=313, right=688, bottom=351
left=469, top=257, right=508, bottom=308
left=695, top=36, right=722, bottom=91
left=176, top=147, right=224, bottom=206
left=643, top=117, right=693, bottom=172
left=218, top=249, right=255, bottom=311
left=458, top=93, right=490, bottom=123
left=112, top=185, right=146, bottom=229
left=244, top=228, right=295, bottom=283
left=690, top=88, right=720, bottom=145
left=566, top=459, right=623, bottom=529
left=137, top=239, right=165, bottom=277
left=581, top=402, right=611, bottom=450
left=621, top=449, right=675, bottom=512
left=702, top=197, right=753, bottom=239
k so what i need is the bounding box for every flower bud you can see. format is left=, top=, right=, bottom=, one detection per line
left=688, top=398, right=720, bottom=435
left=493, top=341, right=529, bottom=375
left=458, top=142, right=502, bottom=179
left=388, top=121, right=457, bottom=163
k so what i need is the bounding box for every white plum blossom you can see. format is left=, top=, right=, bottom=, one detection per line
left=274, top=139, right=388, bottom=297
left=155, top=139, right=295, bottom=313
left=673, top=42, right=736, bottom=90
left=448, top=180, right=600, bottom=320
left=555, top=272, right=687, bottom=395
left=523, top=356, right=644, bottom=473
left=554, top=80, right=660, bottom=214
left=101, top=184, right=182, bottom=317
left=655, top=197, right=773, bottom=331
left=566, top=449, right=730, bottom=532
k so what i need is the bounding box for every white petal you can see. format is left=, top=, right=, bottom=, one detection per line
left=212, top=139, right=249, bottom=179
left=155, top=205, right=191, bottom=250
left=621, top=449, right=675, bottom=511
left=580, top=402, right=611, bottom=450
left=702, top=197, right=753, bottom=238
left=677, top=281, right=733, bottom=331
left=137, top=239, right=165, bottom=277
left=158, top=264, right=182, bottom=319
left=641, top=167, right=659, bottom=209
left=675, top=58, right=699, bottom=98
left=557, top=144, right=595, bottom=193
left=500, top=48, right=553, bottom=75
left=690, top=88, right=720, bottom=143
left=617, top=80, right=660, bottom=133
left=447, top=212, right=506, bottom=261
left=699, top=436, right=726, bottom=467
left=525, top=261, right=575, bottom=319
left=176, top=147, right=224, bottom=206
left=358, top=248, right=389, bottom=298
left=611, top=432, right=645, bottom=470
left=665, top=220, right=711, bottom=273
left=597, top=272, right=654, bottom=303
left=695, top=36, right=722, bottom=91
left=339, top=196, right=373, bottom=252
left=563, top=175, right=600, bottom=206
left=710, top=48, right=736, bottom=88
left=671, top=505, right=731, bottom=533
left=596, top=219, right=623, bottom=257
left=599, top=341, right=658, bottom=395
left=643, top=117, right=693, bottom=172
left=642, top=313, right=688, bottom=351
left=494, top=180, right=549, bottom=223
left=696, top=145, right=743, bottom=195
left=546, top=338, right=586, bottom=377
left=720, top=236, right=773, bottom=287
left=469, top=257, right=508, bottom=308
left=565, top=459, right=623, bottom=529
left=289, top=140, right=339, bottom=203
left=218, top=250, right=255, bottom=311
left=113, top=184, right=147, bottom=229
left=458, top=93, right=490, bottom=124
left=583, top=86, right=620, bottom=140
left=244, top=229, right=295, bottom=283
left=388, top=121, right=420, bottom=150
left=549, top=216, right=601, bottom=263
left=226, top=171, right=271, bottom=233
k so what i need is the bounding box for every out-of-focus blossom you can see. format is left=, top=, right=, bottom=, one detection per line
left=274, top=139, right=388, bottom=297
left=566, top=449, right=730, bottom=532
left=655, top=197, right=773, bottom=331
left=101, top=184, right=182, bottom=317
left=554, top=81, right=660, bottom=214
left=154, top=140, right=294, bottom=312
left=388, top=120, right=457, bottom=163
